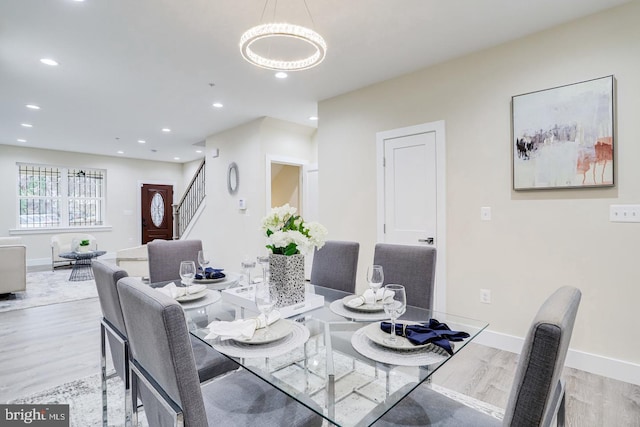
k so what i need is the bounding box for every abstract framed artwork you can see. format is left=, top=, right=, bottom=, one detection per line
left=512, top=75, right=614, bottom=190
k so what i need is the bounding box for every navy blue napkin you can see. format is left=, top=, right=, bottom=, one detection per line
left=380, top=319, right=470, bottom=355
left=195, top=267, right=225, bottom=280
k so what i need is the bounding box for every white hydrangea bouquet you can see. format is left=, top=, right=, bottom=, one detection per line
left=261, top=204, right=327, bottom=256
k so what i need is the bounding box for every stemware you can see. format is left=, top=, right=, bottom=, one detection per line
left=254, top=281, right=277, bottom=337
left=367, top=265, right=384, bottom=293
left=197, top=250, right=211, bottom=275
left=179, top=260, right=197, bottom=295
left=257, top=255, right=270, bottom=284
left=240, top=257, right=256, bottom=286
left=382, top=284, right=406, bottom=345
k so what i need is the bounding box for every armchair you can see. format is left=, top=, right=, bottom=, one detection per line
left=51, top=233, right=97, bottom=270
left=0, top=237, right=27, bottom=294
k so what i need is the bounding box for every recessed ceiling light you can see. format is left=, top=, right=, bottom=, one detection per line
left=162, top=128, right=171, bottom=133
left=275, top=72, right=288, bottom=79
left=212, top=102, right=223, bottom=108
left=173, top=157, right=180, bottom=160
left=309, top=116, right=318, bottom=121
left=21, top=123, right=33, bottom=128
left=25, top=104, right=40, bottom=110
left=138, top=139, right=146, bottom=144
left=40, top=58, right=59, bottom=66
left=17, top=139, right=27, bottom=143
left=195, top=150, right=203, bottom=153
left=117, top=150, right=124, bottom=154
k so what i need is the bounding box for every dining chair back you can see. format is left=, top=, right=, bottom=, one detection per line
left=310, top=240, right=360, bottom=293
left=92, top=260, right=131, bottom=426
left=147, top=239, right=202, bottom=283
left=373, top=243, right=436, bottom=310
left=117, top=277, right=323, bottom=427
left=373, top=286, right=581, bottom=427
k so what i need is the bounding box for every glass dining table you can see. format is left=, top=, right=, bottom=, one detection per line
left=178, top=282, right=489, bottom=427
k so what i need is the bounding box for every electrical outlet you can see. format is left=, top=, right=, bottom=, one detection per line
left=480, top=289, right=491, bottom=304
left=480, top=207, right=491, bottom=221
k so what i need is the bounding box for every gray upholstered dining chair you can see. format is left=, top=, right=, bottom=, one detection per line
left=92, top=261, right=238, bottom=426
left=373, top=243, right=437, bottom=310
left=147, top=239, right=203, bottom=283
left=310, top=240, right=360, bottom=293
left=372, top=286, right=582, bottom=427
left=116, top=276, right=323, bottom=427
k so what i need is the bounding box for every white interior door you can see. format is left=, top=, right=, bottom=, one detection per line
left=384, top=132, right=437, bottom=245
left=376, top=121, right=446, bottom=311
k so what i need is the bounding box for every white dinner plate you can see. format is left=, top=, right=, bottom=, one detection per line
left=342, top=295, right=385, bottom=313
left=363, top=321, right=434, bottom=351
left=175, top=288, right=208, bottom=302
left=230, top=319, right=294, bottom=345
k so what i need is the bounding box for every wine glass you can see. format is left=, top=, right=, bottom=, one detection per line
left=257, top=255, right=270, bottom=284
left=197, top=250, right=211, bottom=277
left=254, top=281, right=277, bottom=337
left=240, top=256, right=256, bottom=286
left=383, top=284, right=406, bottom=345
left=367, top=265, right=384, bottom=294
left=179, top=260, right=196, bottom=295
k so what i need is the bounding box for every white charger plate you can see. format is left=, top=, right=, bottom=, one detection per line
left=230, top=319, right=294, bottom=345
left=363, top=321, right=433, bottom=351
left=175, top=288, right=208, bottom=302
left=342, top=294, right=385, bottom=312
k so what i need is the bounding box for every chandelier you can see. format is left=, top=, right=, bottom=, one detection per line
left=239, top=1, right=327, bottom=72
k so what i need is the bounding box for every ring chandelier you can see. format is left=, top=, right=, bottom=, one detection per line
left=239, top=22, right=327, bottom=71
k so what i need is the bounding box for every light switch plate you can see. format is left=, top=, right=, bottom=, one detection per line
left=610, top=205, right=640, bottom=223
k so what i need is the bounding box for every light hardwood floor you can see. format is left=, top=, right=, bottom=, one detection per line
left=1, top=298, right=639, bottom=426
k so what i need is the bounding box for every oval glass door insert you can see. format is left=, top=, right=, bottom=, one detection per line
left=151, top=192, right=165, bottom=227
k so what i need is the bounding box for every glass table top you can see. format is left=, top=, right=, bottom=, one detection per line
left=179, top=284, right=488, bottom=427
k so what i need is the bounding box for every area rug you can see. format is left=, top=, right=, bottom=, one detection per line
left=9, top=374, right=147, bottom=427
left=0, top=270, right=97, bottom=313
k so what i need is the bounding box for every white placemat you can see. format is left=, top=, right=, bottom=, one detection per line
left=350, top=325, right=449, bottom=366
left=178, top=290, right=221, bottom=310
left=329, top=300, right=390, bottom=322
left=209, top=320, right=310, bottom=358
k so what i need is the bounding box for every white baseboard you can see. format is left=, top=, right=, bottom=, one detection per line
left=475, top=329, right=640, bottom=386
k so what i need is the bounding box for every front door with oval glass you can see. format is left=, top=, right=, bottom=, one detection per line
left=141, top=184, right=174, bottom=244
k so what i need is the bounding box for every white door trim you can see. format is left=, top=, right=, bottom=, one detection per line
left=265, top=155, right=307, bottom=214
left=376, top=120, right=447, bottom=312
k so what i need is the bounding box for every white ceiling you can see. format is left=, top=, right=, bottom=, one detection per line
left=0, top=0, right=630, bottom=163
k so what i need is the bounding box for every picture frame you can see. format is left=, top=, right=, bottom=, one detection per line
left=512, top=75, right=614, bottom=190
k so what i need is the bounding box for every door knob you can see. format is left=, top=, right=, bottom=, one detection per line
left=418, top=238, right=434, bottom=245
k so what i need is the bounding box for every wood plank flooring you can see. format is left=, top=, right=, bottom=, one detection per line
left=1, top=298, right=639, bottom=425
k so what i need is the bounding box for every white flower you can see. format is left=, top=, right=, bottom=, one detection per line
left=262, top=204, right=327, bottom=256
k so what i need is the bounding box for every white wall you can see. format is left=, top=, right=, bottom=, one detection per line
left=318, top=0, right=640, bottom=374
left=0, top=145, right=185, bottom=263
left=187, top=117, right=315, bottom=273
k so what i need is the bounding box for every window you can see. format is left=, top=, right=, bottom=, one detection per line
left=18, top=164, right=106, bottom=228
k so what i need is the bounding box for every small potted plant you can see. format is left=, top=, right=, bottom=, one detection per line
left=78, top=239, right=91, bottom=253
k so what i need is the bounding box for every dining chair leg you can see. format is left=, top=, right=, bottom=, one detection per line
left=557, top=392, right=566, bottom=427
left=100, top=324, right=108, bottom=427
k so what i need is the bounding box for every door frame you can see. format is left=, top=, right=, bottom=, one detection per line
left=375, top=120, right=447, bottom=312
left=137, top=179, right=177, bottom=245
left=265, top=155, right=307, bottom=214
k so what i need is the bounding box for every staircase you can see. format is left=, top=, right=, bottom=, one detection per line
left=173, top=159, right=205, bottom=239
